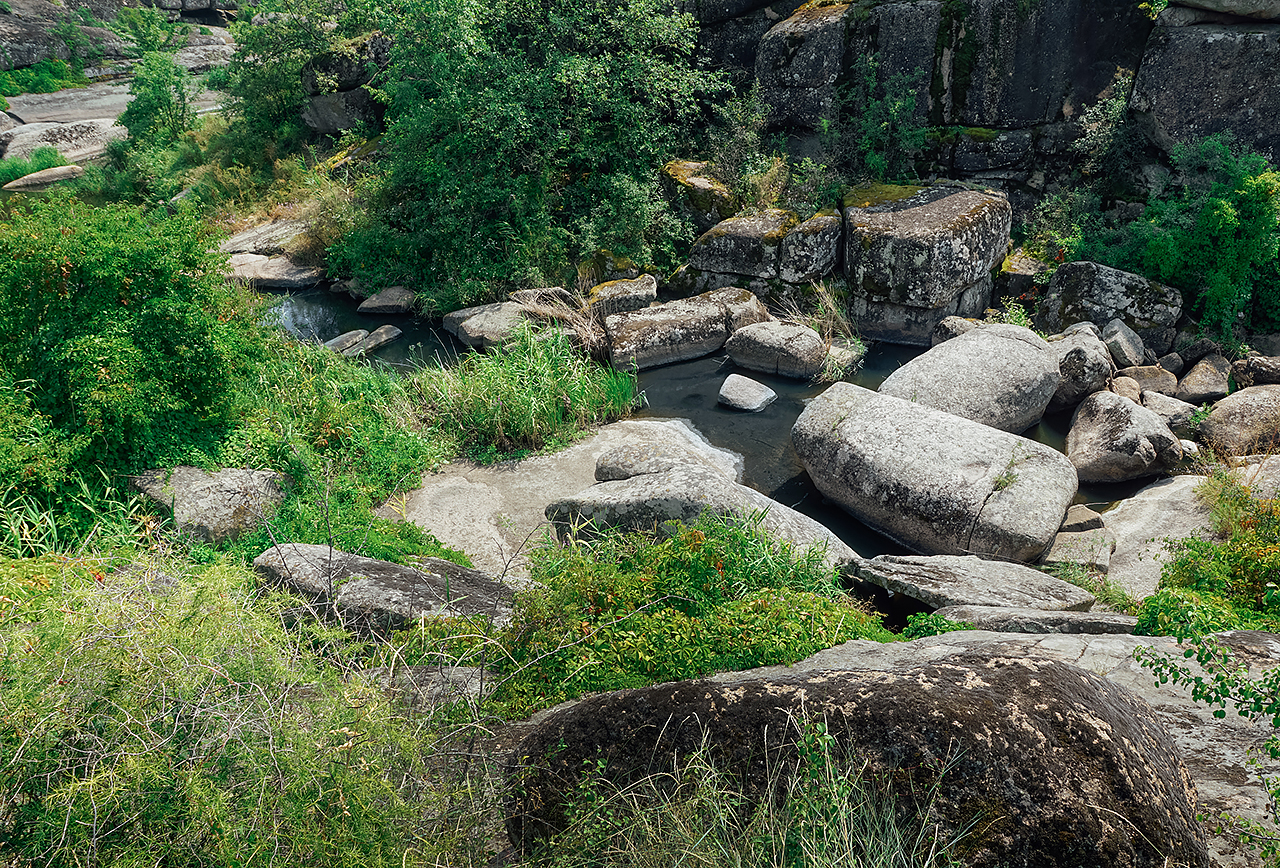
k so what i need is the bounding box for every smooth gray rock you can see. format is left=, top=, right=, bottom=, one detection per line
left=252, top=543, right=512, bottom=635
left=0, top=118, right=125, bottom=162
left=1102, top=317, right=1147, bottom=368
left=1200, top=384, right=1280, bottom=455
left=1111, top=376, right=1143, bottom=403
left=778, top=210, right=842, bottom=283
left=586, top=274, right=657, bottom=319
left=132, top=466, right=288, bottom=543
left=1067, top=390, right=1183, bottom=482
left=1176, top=353, right=1232, bottom=404
left=849, top=553, right=1095, bottom=611
left=342, top=324, right=402, bottom=357
left=229, top=253, right=325, bottom=289
left=357, top=286, right=416, bottom=315
left=1231, top=355, right=1280, bottom=388
left=724, top=320, right=826, bottom=379
left=1039, top=527, right=1116, bottom=574
left=323, top=329, right=368, bottom=353
left=688, top=209, right=797, bottom=279
left=1038, top=263, right=1182, bottom=355
left=443, top=302, right=528, bottom=349
left=793, top=630, right=1273, bottom=868
left=172, top=43, right=235, bottom=73
left=1, top=163, right=83, bottom=192
left=547, top=461, right=857, bottom=571
left=1105, top=475, right=1211, bottom=600
left=219, top=219, right=308, bottom=255
left=718, top=373, right=777, bottom=412
left=605, top=288, right=770, bottom=370
left=878, top=323, right=1060, bottom=433
left=844, top=185, right=1011, bottom=319
left=1142, top=390, right=1201, bottom=439
left=792, top=383, right=1077, bottom=562
left=931, top=315, right=980, bottom=346
left=594, top=440, right=735, bottom=482
left=509, top=650, right=1208, bottom=868
left=1117, top=364, right=1178, bottom=396
left=932, top=605, right=1137, bottom=634
left=1132, top=21, right=1280, bottom=160
left=1062, top=503, right=1105, bottom=532
left=1157, top=352, right=1185, bottom=377
left=1179, top=336, right=1222, bottom=366
left=1046, top=328, right=1114, bottom=412
left=848, top=273, right=993, bottom=346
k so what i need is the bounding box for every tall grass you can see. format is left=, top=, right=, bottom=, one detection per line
left=410, top=322, right=637, bottom=461
left=0, top=146, right=69, bottom=187
left=532, top=722, right=965, bottom=868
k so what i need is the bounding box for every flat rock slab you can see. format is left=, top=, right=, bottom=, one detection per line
left=357, top=286, right=417, bottom=315
left=3, top=80, right=221, bottom=124
left=793, top=383, right=1078, bottom=563
left=548, top=460, right=857, bottom=571
left=789, top=630, right=1280, bottom=868
left=381, top=419, right=742, bottom=579
left=1, top=163, right=83, bottom=192
left=931, top=605, right=1138, bottom=633
left=219, top=219, right=308, bottom=255
left=0, top=117, right=125, bottom=162
left=342, top=324, right=402, bottom=357
left=323, top=329, right=368, bottom=352
left=253, top=542, right=513, bottom=635
left=1104, top=475, right=1212, bottom=600
left=605, top=288, right=770, bottom=370
left=848, top=553, right=1095, bottom=611
left=229, top=253, right=326, bottom=289
left=1039, top=527, right=1116, bottom=574
left=443, top=301, right=528, bottom=349
left=132, top=466, right=288, bottom=543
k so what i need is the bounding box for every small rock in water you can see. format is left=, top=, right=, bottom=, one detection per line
left=2, top=164, right=84, bottom=192
left=718, top=373, right=777, bottom=412
left=343, top=324, right=403, bottom=357
left=324, top=329, right=368, bottom=353
left=357, top=286, right=417, bottom=315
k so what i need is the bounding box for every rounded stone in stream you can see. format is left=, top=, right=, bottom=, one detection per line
left=506, top=653, right=1209, bottom=868
left=717, top=373, right=777, bottom=411
left=792, top=383, right=1077, bottom=563
left=1067, top=390, right=1183, bottom=482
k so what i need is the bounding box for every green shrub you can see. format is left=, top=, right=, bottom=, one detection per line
left=0, top=196, right=260, bottom=494
left=827, top=53, right=926, bottom=182
left=472, top=515, right=894, bottom=711
left=0, top=554, right=435, bottom=867
left=0, top=59, right=85, bottom=97
left=902, top=612, right=972, bottom=639
left=409, top=323, right=637, bottom=461
left=329, top=0, right=726, bottom=304
left=0, top=145, right=70, bottom=187
left=110, top=5, right=189, bottom=54
left=119, top=51, right=200, bottom=145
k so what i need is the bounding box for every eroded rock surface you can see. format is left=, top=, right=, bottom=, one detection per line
left=1067, top=390, right=1183, bottom=482
left=132, top=466, right=288, bottom=543
left=1036, top=261, right=1182, bottom=355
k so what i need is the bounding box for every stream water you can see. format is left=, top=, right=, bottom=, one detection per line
left=270, top=290, right=1150, bottom=562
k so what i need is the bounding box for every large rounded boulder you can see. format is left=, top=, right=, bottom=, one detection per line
left=506, top=654, right=1210, bottom=868
left=1199, top=385, right=1280, bottom=455
left=1066, top=390, right=1183, bottom=482
left=1035, top=261, right=1182, bottom=355
left=1047, top=327, right=1115, bottom=412
left=792, top=383, right=1077, bottom=562
left=877, top=323, right=1060, bottom=432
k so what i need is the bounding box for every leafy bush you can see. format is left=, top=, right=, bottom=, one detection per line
left=409, top=323, right=637, bottom=461
left=109, top=5, right=189, bottom=54
left=0, top=555, right=436, bottom=867
left=828, top=53, right=926, bottom=182
left=0, top=145, right=69, bottom=187
left=0, top=197, right=260, bottom=494
left=329, top=0, right=726, bottom=306
left=1135, top=467, right=1280, bottom=637
left=119, top=51, right=199, bottom=144
left=466, top=515, right=894, bottom=711
left=0, top=59, right=85, bottom=98
left=902, top=612, right=972, bottom=639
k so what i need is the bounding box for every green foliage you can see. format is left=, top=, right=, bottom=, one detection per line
left=902, top=612, right=973, bottom=639
left=1051, top=559, right=1140, bottom=615
left=532, top=720, right=964, bottom=868
left=119, top=51, right=200, bottom=145
left=485, top=515, right=893, bottom=711
left=330, top=0, right=726, bottom=304
left=983, top=296, right=1037, bottom=331
left=0, top=145, right=69, bottom=187
left=1135, top=468, right=1280, bottom=637
left=0, top=58, right=86, bottom=98
left=409, top=323, right=637, bottom=461
left=0, top=555, right=436, bottom=867
left=830, top=53, right=926, bottom=182
left=110, top=5, right=189, bottom=54
left=0, top=196, right=260, bottom=495
left=1136, top=637, right=1280, bottom=862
